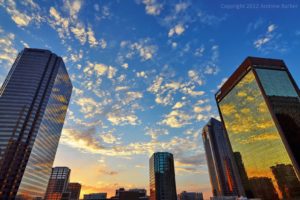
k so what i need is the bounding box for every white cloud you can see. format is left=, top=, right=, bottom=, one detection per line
left=0, top=0, right=33, bottom=26
left=253, top=24, right=285, bottom=53
left=63, top=0, right=82, bottom=20
left=107, top=112, right=139, bottom=126
left=267, top=24, right=277, bottom=33
left=71, top=22, right=87, bottom=44
left=48, top=7, right=70, bottom=40
left=194, top=46, right=205, bottom=57
left=136, top=71, right=147, bottom=78
left=75, top=97, right=102, bottom=118
left=141, top=0, right=163, bottom=16
left=84, top=61, right=117, bottom=79
left=217, top=77, right=228, bottom=89
left=162, top=110, right=192, bottom=128
left=121, top=63, right=129, bottom=69
left=101, top=132, right=119, bottom=144
left=87, top=26, right=107, bottom=48
left=175, top=2, right=189, bottom=13
left=172, top=102, right=184, bottom=109
left=168, top=24, right=185, bottom=37
left=145, top=127, right=168, bottom=140
left=0, top=30, right=18, bottom=69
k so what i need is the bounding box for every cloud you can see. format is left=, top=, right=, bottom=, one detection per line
left=63, top=0, right=82, bottom=20
left=168, top=24, right=185, bottom=37
left=98, top=169, right=118, bottom=176
left=101, top=132, right=119, bottom=144
left=217, top=77, right=228, bottom=89
left=83, top=61, right=117, bottom=79
left=172, top=102, right=185, bottom=109
left=194, top=46, right=205, bottom=57
left=87, top=26, right=107, bottom=48
left=141, top=0, right=163, bottom=16
left=145, top=127, right=168, bottom=140
left=161, top=110, right=192, bottom=128
left=175, top=2, right=189, bottom=13
left=0, top=0, right=40, bottom=27
left=75, top=97, right=102, bottom=118
left=267, top=24, right=277, bottom=33
left=107, top=112, right=139, bottom=126
left=71, top=22, right=87, bottom=44
left=0, top=30, right=18, bottom=69
left=60, top=128, right=106, bottom=153
left=48, top=7, right=70, bottom=40
left=253, top=24, right=286, bottom=53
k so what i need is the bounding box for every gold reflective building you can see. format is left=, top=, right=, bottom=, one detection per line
left=216, top=57, right=300, bottom=200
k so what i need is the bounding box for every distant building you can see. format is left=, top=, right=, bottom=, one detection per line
left=111, top=188, right=148, bottom=200
left=149, top=152, right=177, bottom=200
left=45, top=167, right=71, bottom=200
left=248, top=177, right=279, bottom=200
left=216, top=57, right=300, bottom=198
left=67, top=183, right=81, bottom=200
left=271, top=164, right=300, bottom=199
left=178, top=191, right=203, bottom=200
left=0, top=48, right=72, bottom=199
left=202, top=118, right=244, bottom=197
left=83, top=193, right=107, bottom=200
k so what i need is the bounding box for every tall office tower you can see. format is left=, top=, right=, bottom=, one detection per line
left=216, top=57, right=300, bottom=199
left=45, top=167, right=71, bottom=200
left=149, top=152, right=177, bottom=200
left=202, top=118, right=244, bottom=197
left=178, top=191, right=204, bottom=200
left=0, top=48, right=72, bottom=199
left=67, top=183, right=81, bottom=200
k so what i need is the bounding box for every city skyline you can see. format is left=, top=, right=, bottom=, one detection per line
left=0, top=0, right=300, bottom=199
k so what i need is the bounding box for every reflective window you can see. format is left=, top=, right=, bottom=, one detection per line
left=256, top=68, right=298, bottom=97
left=219, top=70, right=300, bottom=199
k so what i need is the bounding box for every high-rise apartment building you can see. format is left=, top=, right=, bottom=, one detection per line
left=216, top=57, right=300, bottom=199
left=149, top=152, right=177, bottom=200
left=202, top=118, right=244, bottom=197
left=0, top=48, right=72, bottom=199
left=45, top=167, right=71, bottom=200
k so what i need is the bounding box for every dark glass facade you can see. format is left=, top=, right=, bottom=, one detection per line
left=202, top=118, right=244, bottom=197
left=45, top=167, right=70, bottom=200
left=67, top=183, right=81, bottom=200
left=216, top=57, right=300, bottom=199
left=149, top=152, right=177, bottom=200
left=178, top=191, right=204, bottom=200
left=0, top=48, right=72, bottom=199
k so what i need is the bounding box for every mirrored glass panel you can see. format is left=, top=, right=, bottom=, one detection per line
left=219, top=70, right=300, bottom=200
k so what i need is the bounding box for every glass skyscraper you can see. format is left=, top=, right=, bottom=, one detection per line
left=216, top=57, right=300, bottom=199
left=149, top=152, right=177, bottom=200
left=45, top=167, right=70, bottom=200
left=202, top=118, right=244, bottom=197
left=0, top=48, right=72, bottom=199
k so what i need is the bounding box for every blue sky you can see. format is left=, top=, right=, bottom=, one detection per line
left=0, top=0, right=300, bottom=198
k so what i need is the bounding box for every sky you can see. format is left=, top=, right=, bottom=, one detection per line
left=0, top=0, right=300, bottom=199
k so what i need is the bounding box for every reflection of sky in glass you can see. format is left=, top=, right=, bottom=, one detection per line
left=219, top=70, right=293, bottom=198
left=256, top=69, right=298, bottom=97
left=17, top=62, right=72, bottom=198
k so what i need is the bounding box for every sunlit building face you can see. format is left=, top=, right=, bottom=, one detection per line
left=216, top=57, right=300, bottom=200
